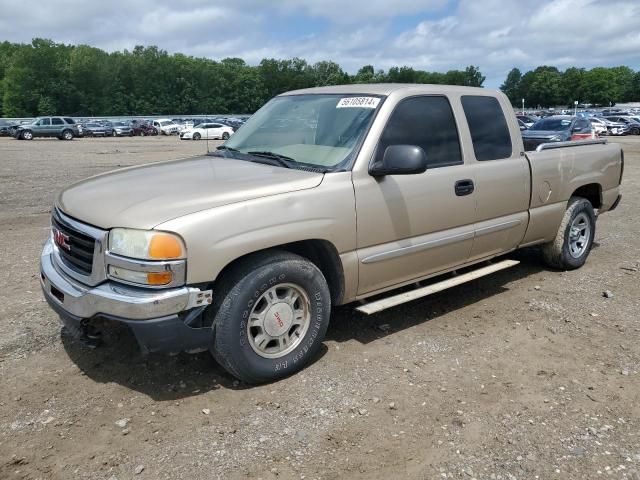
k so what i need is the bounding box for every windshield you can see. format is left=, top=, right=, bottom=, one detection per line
left=530, top=118, right=572, bottom=131
left=159, top=121, right=172, bottom=126
left=220, top=94, right=381, bottom=171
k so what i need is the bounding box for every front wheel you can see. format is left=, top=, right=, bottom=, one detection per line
left=193, top=132, right=201, bottom=140
left=112, top=130, right=117, bottom=137
left=21, top=130, right=33, bottom=140
left=209, top=251, right=331, bottom=384
left=542, top=197, right=596, bottom=270
left=222, top=132, right=230, bottom=140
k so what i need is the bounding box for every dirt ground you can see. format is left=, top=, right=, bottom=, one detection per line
left=0, top=134, right=638, bottom=480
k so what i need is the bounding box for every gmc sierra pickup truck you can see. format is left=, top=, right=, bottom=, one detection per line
left=40, top=84, right=623, bottom=383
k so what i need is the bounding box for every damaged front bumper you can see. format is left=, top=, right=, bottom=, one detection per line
left=40, top=238, right=214, bottom=354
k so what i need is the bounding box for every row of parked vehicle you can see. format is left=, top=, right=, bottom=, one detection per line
left=0, top=116, right=247, bottom=140
left=517, top=110, right=640, bottom=137
left=516, top=111, right=640, bottom=152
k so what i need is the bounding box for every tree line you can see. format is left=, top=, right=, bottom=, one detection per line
left=1, top=39, right=637, bottom=117
left=500, top=66, right=640, bottom=109
left=0, top=39, right=485, bottom=117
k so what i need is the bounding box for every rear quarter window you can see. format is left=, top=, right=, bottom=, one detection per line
left=63, top=117, right=76, bottom=124
left=461, top=96, right=513, bottom=161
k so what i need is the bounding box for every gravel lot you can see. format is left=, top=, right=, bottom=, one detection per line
left=0, top=135, right=638, bottom=480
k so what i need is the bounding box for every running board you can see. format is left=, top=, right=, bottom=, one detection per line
left=355, top=259, right=520, bottom=315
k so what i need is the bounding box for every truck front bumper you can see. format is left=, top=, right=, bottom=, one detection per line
left=40, top=238, right=213, bottom=354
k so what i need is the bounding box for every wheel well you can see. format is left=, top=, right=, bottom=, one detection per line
left=213, top=240, right=345, bottom=305
left=571, top=183, right=602, bottom=209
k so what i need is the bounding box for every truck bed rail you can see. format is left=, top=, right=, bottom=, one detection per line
left=535, top=138, right=608, bottom=152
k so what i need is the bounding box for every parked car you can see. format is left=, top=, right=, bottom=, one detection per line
left=110, top=121, right=134, bottom=137
left=522, top=115, right=594, bottom=151
left=600, top=118, right=629, bottom=136
left=131, top=122, right=158, bottom=136
left=152, top=119, right=180, bottom=135
left=14, top=116, right=80, bottom=140
left=517, top=119, right=528, bottom=131
left=82, top=123, right=114, bottom=137
left=40, top=84, right=623, bottom=384
left=588, top=117, right=608, bottom=136
left=0, top=120, right=20, bottom=137
left=516, top=115, right=537, bottom=128
left=603, top=116, right=640, bottom=135
left=179, top=122, right=234, bottom=140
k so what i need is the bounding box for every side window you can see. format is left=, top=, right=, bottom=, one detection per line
left=376, top=96, right=462, bottom=169
left=461, top=96, right=513, bottom=161
left=41, top=118, right=51, bottom=126
left=52, top=118, right=63, bottom=125
left=63, top=117, right=75, bottom=124
left=212, top=124, right=222, bottom=128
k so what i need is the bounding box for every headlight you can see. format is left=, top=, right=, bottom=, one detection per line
left=109, top=228, right=186, bottom=260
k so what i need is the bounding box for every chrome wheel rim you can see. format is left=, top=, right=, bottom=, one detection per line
left=247, top=283, right=311, bottom=359
left=568, top=212, right=591, bottom=258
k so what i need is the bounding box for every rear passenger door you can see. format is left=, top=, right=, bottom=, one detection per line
left=460, top=95, right=530, bottom=261
left=353, top=95, right=477, bottom=295
left=51, top=117, right=65, bottom=136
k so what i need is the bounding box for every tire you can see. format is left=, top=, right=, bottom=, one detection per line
left=62, top=129, right=73, bottom=141
left=542, top=197, right=596, bottom=270
left=112, top=130, right=117, bottom=137
left=209, top=250, right=331, bottom=384
left=193, top=132, right=201, bottom=140
left=222, top=132, right=230, bottom=140
left=140, top=131, right=145, bottom=137
left=21, top=130, right=33, bottom=140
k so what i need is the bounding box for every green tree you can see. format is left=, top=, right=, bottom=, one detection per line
left=500, top=68, right=522, bottom=105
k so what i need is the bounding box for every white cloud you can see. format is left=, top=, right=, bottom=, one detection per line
left=0, top=0, right=639, bottom=87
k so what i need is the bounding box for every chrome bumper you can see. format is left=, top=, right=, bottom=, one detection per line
left=40, top=238, right=211, bottom=320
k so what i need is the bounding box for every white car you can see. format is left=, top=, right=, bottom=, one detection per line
left=180, top=122, right=234, bottom=141
left=588, top=117, right=608, bottom=136
left=152, top=119, right=180, bottom=135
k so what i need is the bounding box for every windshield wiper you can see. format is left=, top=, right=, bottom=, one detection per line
left=246, top=151, right=297, bottom=168
left=216, top=145, right=240, bottom=152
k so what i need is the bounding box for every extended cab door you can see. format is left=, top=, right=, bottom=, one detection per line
left=352, top=95, right=477, bottom=295
left=459, top=95, right=530, bottom=261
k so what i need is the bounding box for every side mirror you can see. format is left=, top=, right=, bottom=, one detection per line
left=370, top=145, right=428, bottom=177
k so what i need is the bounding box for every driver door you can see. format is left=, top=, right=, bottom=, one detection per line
left=353, top=95, right=477, bottom=295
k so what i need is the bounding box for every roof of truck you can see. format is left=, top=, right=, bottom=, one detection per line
left=282, top=83, right=490, bottom=96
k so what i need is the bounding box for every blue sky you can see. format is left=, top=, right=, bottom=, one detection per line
left=0, top=0, right=639, bottom=88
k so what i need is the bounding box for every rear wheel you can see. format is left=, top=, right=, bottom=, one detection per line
left=209, top=251, right=331, bottom=384
left=542, top=197, right=596, bottom=270
left=112, top=130, right=117, bottom=137
left=193, top=132, right=201, bottom=140
left=62, top=129, right=73, bottom=140
left=222, top=132, right=230, bottom=140
left=140, top=131, right=145, bottom=137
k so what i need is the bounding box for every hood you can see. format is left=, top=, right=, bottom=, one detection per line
left=522, top=130, right=570, bottom=139
left=57, top=156, right=324, bottom=229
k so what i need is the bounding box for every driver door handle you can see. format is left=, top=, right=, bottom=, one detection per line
left=455, top=179, right=475, bottom=196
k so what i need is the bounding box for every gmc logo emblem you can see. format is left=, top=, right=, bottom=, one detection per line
left=53, top=228, right=71, bottom=251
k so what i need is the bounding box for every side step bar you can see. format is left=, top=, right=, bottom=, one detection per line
left=355, top=259, right=520, bottom=315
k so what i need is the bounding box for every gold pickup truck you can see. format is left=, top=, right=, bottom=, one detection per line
left=40, top=84, right=623, bottom=383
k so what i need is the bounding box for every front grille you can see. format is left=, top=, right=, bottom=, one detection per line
left=52, top=215, right=96, bottom=275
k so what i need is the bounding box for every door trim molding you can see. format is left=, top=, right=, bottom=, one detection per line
left=361, top=231, right=474, bottom=264
left=475, top=219, right=523, bottom=237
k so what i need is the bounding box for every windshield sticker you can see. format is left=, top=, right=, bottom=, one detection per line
left=336, top=97, right=381, bottom=109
